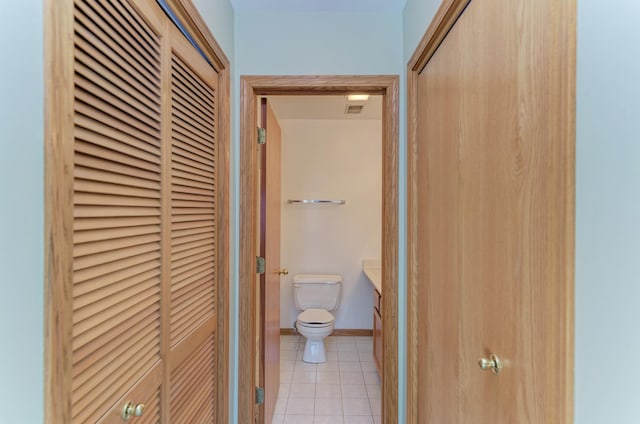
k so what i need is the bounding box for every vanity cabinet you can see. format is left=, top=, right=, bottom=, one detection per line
left=373, top=289, right=383, bottom=376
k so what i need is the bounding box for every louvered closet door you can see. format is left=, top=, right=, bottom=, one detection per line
left=166, top=23, right=220, bottom=423
left=72, top=0, right=165, bottom=423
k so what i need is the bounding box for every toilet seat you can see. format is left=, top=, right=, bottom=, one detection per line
left=297, top=308, right=334, bottom=328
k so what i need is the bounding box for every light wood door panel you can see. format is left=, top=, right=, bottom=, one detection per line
left=71, top=1, right=164, bottom=421
left=47, top=0, right=227, bottom=422
left=260, top=98, right=282, bottom=423
left=409, top=0, right=575, bottom=422
left=167, top=21, right=219, bottom=423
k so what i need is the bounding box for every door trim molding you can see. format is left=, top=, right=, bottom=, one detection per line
left=407, top=0, right=471, bottom=74
left=406, top=4, right=471, bottom=421
left=239, top=75, right=399, bottom=423
left=44, top=1, right=230, bottom=422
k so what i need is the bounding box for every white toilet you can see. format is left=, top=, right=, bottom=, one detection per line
left=293, top=273, right=342, bottom=363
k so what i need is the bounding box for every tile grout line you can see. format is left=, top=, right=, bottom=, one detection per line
left=278, top=335, right=379, bottom=423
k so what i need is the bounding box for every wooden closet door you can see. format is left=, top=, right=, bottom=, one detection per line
left=71, top=0, right=165, bottom=422
left=65, top=0, right=221, bottom=422
left=409, top=0, right=574, bottom=422
left=165, top=22, right=219, bottom=423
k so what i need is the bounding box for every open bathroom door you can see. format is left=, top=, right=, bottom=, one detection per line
left=259, top=97, right=282, bottom=423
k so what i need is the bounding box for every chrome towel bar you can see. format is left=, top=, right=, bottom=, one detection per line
left=287, top=199, right=346, bottom=205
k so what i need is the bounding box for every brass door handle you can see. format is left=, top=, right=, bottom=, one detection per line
left=278, top=269, right=289, bottom=275
left=122, top=401, right=145, bottom=420
left=478, top=354, right=502, bottom=374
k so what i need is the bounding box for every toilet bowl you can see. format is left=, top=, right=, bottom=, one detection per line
left=293, top=274, right=342, bottom=363
left=296, top=308, right=335, bottom=363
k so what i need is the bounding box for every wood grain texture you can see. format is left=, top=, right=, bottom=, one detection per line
left=406, top=0, right=575, bottom=422
left=260, top=99, right=282, bottom=424
left=239, top=76, right=259, bottom=424
left=239, top=75, right=399, bottom=423
left=46, top=0, right=231, bottom=422
left=406, top=61, right=418, bottom=424
left=407, top=0, right=471, bottom=74
left=159, top=16, right=173, bottom=423
left=45, top=0, right=75, bottom=422
left=169, top=334, right=217, bottom=423
left=381, top=75, right=399, bottom=424
left=97, top=363, right=163, bottom=424
left=166, top=20, right=221, bottom=422
left=407, top=3, right=469, bottom=415
left=165, top=0, right=229, bottom=71
left=243, top=75, right=393, bottom=95
left=70, top=1, right=164, bottom=422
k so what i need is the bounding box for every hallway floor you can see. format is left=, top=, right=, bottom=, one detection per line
left=273, top=335, right=381, bottom=424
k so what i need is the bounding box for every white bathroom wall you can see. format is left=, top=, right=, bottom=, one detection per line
left=279, top=119, right=382, bottom=330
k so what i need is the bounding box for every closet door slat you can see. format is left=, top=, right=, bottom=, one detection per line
left=71, top=1, right=163, bottom=422
left=74, top=47, right=159, bottom=117
left=169, top=335, right=217, bottom=422
left=171, top=128, right=216, bottom=159
left=74, top=2, right=159, bottom=86
left=169, top=51, right=217, bottom=350
left=73, top=249, right=161, bottom=291
left=75, top=136, right=160, bottom=171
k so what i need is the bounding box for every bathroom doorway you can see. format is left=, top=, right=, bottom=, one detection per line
left=238, top=76, right=399, bottom=423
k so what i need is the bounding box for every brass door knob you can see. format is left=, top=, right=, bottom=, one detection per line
left=122, top=401, right=145, bottom=420
left=278, top=269, right=289, bottom=275
left=478, top=354, right=502, bottom=374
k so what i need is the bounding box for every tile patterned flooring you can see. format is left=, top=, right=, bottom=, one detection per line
left=273, top=335, right=381, bottom=424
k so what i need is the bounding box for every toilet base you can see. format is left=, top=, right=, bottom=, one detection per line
left=302, top=339, right=326, bottom=363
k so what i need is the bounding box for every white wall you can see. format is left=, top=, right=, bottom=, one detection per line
left=235, top=11, right=403, bottom=76
left=402, top=0, right=440, bottom=63
left=279, top=119, right=382, bottom=329
left=575, top=0, right=640, bottom=422
left=192, top=0, right=235, bottom=61
left=234, top=11, right=402, bottom=421
left=0, top=2, right=44, bottom=423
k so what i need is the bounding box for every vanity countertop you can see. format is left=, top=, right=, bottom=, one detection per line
left=362, top=259, right=382, bottom=294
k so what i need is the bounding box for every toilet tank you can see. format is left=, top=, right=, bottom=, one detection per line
left=293, top=274, right=342, bottom=311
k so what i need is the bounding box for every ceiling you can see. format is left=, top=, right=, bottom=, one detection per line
left=230, top=0, right=406, bottom=12
left=268, top=95, right=382, bottom=120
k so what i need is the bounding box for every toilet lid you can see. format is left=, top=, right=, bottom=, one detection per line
left=298, top=308, right=334, bottom=325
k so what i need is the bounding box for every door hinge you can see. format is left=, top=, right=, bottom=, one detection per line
left=255, top=386, right=265, bottom=405
left=256, top=256, right=265, bottom=274
left=257, top=127, right=266, bottom=145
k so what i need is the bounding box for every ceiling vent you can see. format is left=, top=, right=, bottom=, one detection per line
left=345, top=104, right=364, bottom=114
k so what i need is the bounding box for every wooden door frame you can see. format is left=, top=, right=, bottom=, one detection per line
left=239, top=75, right=399, bottom=423
left=406, top=0, right=575, bottom=422
left=44, top=1, right=230, bottom=422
